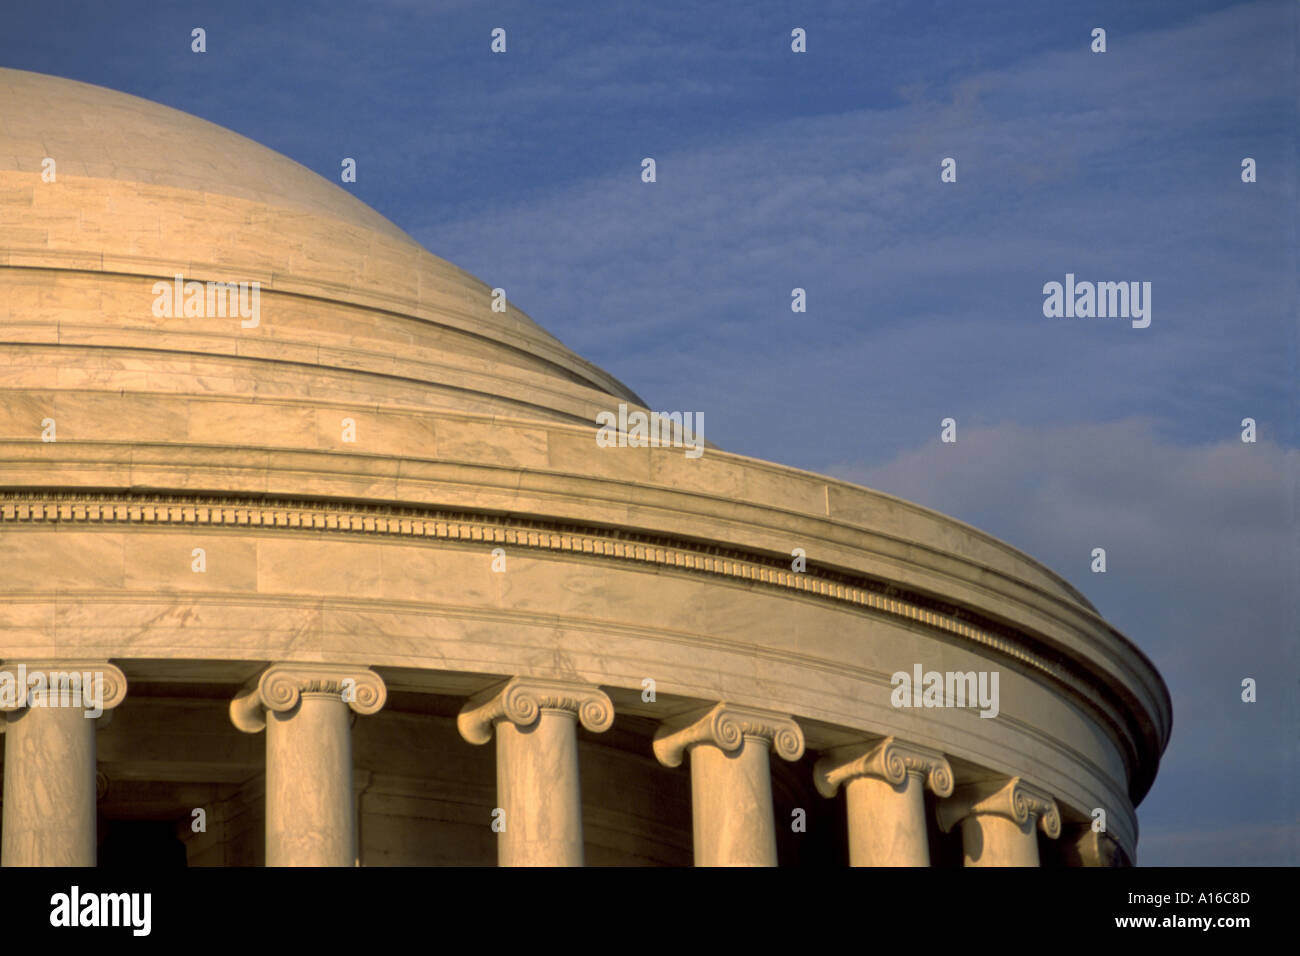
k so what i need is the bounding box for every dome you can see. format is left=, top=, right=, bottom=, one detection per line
left=0, top=69, right=1169, bottom=868
left=0, top=67, right=644, bottom=427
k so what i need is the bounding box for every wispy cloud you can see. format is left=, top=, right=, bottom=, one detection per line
left=3, top=0, right=1293, bottom=867
left=830, top=419, right=1298, bottom=865
left=411, top=1, right=1293, bottom=468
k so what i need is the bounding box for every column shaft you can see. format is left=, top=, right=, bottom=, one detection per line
left=937, top=777, right=1059, bottom=867
left=961, top=813, right=1039, bottom=866
left=814, top=737, right=951, bottom=867
left=231, top=664, right=386, bottom=868
left=691, top=737, right=778, bottom=867
left=457, top=676, right=613, bottom=868
left=496, top=710, right=583, bottom=866
left=845, top=773, right=929, bottom=866
left=1, top=704, right=97, bottom=866
left=653, top=702, right=804, bottom=868
left=265, top=693, right=355, bottom=866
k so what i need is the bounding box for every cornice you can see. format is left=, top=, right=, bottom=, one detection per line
left=0, top=488, right=1150, bottom=796
left=0, top=490, right=1104, bottom=668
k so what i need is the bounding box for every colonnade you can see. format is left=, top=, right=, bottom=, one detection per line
left=0, top=662, right=1065, bottom=867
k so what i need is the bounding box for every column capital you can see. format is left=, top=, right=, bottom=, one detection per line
left=1061, top=826, right=1131, bottom=867
left=813, top=736, right=953, bottom=798
left=457, top=676, right=613, bottom=745
left=230, top=662, right=386, bottom=733
left=0, top=660, right=127, bottom=715
left=652, top=702, right=804, bottom=768
left=937, top=776, right=1061, bottom=839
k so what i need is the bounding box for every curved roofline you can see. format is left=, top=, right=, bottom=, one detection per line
left=0, top=67, right=649, bottom=407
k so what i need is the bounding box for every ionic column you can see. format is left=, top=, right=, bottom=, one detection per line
left=458, top=677, right=613, bottom=866
left=937, top=776, right=1061, bottom=866
left=0, top=661, right=127, bottom=866
left=1061, top=825, right=1129, bottom=867
left=230, top=663, right=386, bottom=867
left=814, top=736, right=952, bottom=866
left=653, top=702, right=805, bottom=867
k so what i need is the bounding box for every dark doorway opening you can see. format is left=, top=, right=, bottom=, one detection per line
left=98, top=820, right=188, bottom=867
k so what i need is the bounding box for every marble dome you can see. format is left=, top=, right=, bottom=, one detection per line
left=0, top=68, right=1170, bottom=867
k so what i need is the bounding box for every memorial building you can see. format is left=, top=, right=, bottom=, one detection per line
left=0, top=68, right=1170, bottom=866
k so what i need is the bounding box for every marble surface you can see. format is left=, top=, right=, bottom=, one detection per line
left=0, top=68, right=1170, bottom=864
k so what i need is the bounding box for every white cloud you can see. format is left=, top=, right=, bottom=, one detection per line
left=828, top=419, right=1298, bottom=865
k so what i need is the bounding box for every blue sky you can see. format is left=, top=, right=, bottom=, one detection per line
left=4, top=0, right=1296, bottom=864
